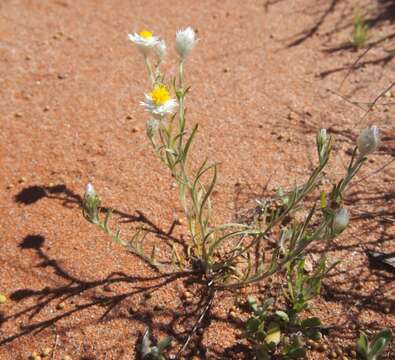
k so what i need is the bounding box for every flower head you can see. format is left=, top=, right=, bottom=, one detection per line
left=332, top=208, right=349, bottom=234
left=83, top=183, right=101, bottom=224
left=175, top=27, right=197, bottom=59
left=155, top=39, right=167, bottom=61
left=357, top=126, right=380, bottom=157
left=146, top=118, right=159, bottom=138
left=85, top=183, right=96, bottom=199
left=141, top=84, right=178, bottom=118
left=128, top=30, right=159, bottom=55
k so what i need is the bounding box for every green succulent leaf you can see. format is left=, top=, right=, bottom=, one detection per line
left=246, top=317, right=261, bottom=333
left=369, top=328, right=392, bottom=358
left=303, top=328, right=322, bottom=341
left=357, top=332, right=369, bottom=355
left=275, top=310, right=290, bottom=322
left=301, top=316, right=321, bottom=328
left=157, top=336, right=172, bottom=351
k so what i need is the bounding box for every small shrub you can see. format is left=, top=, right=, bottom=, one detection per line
left=245, top=255, right=332, bottom=359
left=140, top=328, right=172, bottom=360
left=352, top=9, right=369, bottom=48
left=357, top=328, right=392, bottom=360
left=82, top=27, right=380, bottom=290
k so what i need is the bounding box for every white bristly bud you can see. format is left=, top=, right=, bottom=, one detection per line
left=318, top=129, right=328, bottom=144
left=146, top=118, right=158, bottom=138
left=175, top=27, right=197, bottom=59
left=357, top=126, right=380, bottom=156
left=85, top=183, right=95, bottom=196
left=155, top=39, right=167, bottom=61
left=332, top=208, right=349, bottom=234
left=83, top=183, right=100, bottom=224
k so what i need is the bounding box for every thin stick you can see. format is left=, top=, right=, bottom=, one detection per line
left=51, top=333, right=59, bottom=360
left=327, top=88, right=368, bottom=111
left=175, top=282, right=215, bottom=359
left=359, top=81, right=395, bottom=124
left=352, top=158, right=395, bottom=185
left=339, top=45, right=374, bottom=90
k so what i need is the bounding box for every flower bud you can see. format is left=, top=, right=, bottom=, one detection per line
left=318, top=128, right=328, bottom=144
left=83, top=183, right=100, bottom=224
left=155, top=39, right=167, bottom=61
left=357, top=126, right=380, bottom=156
left=175, top=27, right=197, bottom=59
left=332, top=208, right=349, bottom=234
left=317, top=128, right=330, bottom=161
left=85, top=183, right=96, bottom=199
left=146, top=118, right=158, bottom=139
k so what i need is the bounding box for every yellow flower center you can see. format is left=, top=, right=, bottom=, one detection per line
left=139, top=30, right=153, bottom=39
left=150, top=85, right=171, bottom=105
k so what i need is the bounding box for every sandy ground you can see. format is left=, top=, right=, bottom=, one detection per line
left=0, top=0, right=394, bottom=359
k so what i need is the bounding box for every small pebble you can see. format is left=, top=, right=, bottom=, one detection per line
left=15, top=112, right=23, bottom=118
left=57, top=74, right=66, bottom=80
left=43, top=106, right=50, bottom=112
left=31, top=351, right=41, bottom=360
left=25, top=55, right=31, bottom=61
left=0, top=293, right=6, bottom=304
left=229, top=310, right=237, bottom=319
left=62, top=355, right=72, bottom=360
left=42, top=347, right=52, bottom=356
left=384, top=306, right=391, bottom=314
left=330, top=351, right=338, bottom=359
left=131, top=127, right=139, bottom=133
left=56, top=302, right=65, bottom=310
left=126, top=114, right=132, bottom=120
left=318, top=343, right=328, bottom=352
left=19, top=177, right=26, bottom=183
left=350, top=350, right=357, bottom=358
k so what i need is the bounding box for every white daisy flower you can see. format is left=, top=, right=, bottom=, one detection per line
left=175, top=27, right=197, bottom=59
left=140, top=84, right=178, bottom=118
left=128, top=30, right=159, bottom=55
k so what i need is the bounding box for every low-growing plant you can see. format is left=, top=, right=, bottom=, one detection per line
left=140, top=328, right=172, bottom=360
left=283, top=256, right=337, bottom=314
left=82, top=27, right=381, bottom=290
left=357, top=328, right=392, bottom=360
left=352, top=9, right=369, bottom=48
left=245, top=255, right=332, bottom=359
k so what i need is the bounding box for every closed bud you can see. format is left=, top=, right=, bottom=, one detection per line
left=175, top=27, right=197, bottom=59
left=318, top=128, right=328, bottom=144
left=155, top=39, right=167, bottom=61
left=85, top=183, right=96, bottom=199
left=332, top=208, right=349, bottom=234
left=83, top=183, right=100, bottom=224
left=146, top=118, right=158, bottom=139
left=317, top=128, right=330, bottom=161
left=357, top=126, right=380, bottom=156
